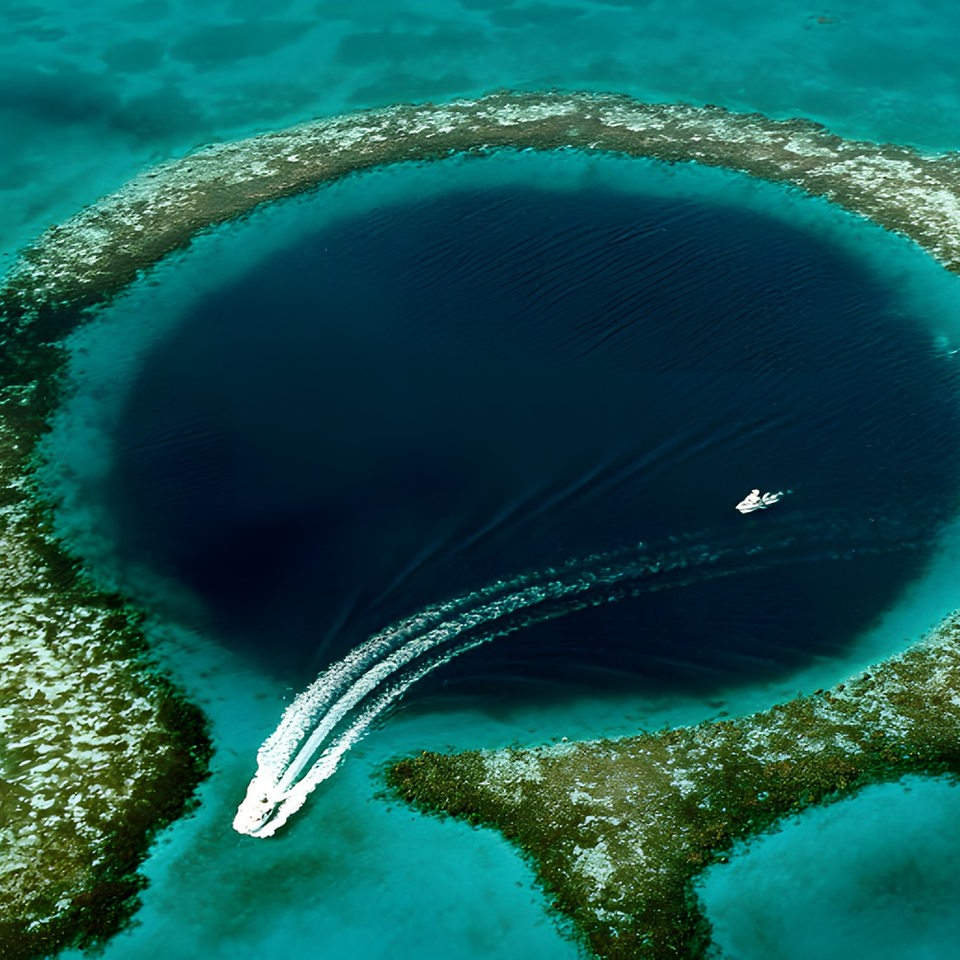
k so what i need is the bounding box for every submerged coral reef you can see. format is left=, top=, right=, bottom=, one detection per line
left=0, top=341, right=211, bottom=958
left=387, top=615, right=960, bottom=959
left=8, top=90, right=960, bottom=327
left=4, top=90, right=960, bottom=956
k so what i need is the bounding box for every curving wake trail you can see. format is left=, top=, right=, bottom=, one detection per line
left=233, top=508, right=930, bottom=837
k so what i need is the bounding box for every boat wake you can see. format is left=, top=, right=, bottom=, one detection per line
left=233, top=508, right=929, bottom=837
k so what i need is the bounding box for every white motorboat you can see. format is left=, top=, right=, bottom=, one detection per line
left=735, top=488, right=784, bottom=513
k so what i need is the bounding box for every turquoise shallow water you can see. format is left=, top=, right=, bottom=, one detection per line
left=5, top=0, right=960, bottom=261
left=699, top=776, right=960, bottom=960
left=9, top=1, right=960, bottom=958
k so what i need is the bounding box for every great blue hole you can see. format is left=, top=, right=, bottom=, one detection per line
left=84, top=176, right=960, bottom=701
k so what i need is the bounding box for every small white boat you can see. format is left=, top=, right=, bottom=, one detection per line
left=735, top=488, right=784, bottom=513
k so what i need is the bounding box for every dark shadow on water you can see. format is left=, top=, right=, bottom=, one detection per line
left=100, top=183, right=960, bottom=700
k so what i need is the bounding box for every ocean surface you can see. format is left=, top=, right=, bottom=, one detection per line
left=8, top=1, right=960, bottom=958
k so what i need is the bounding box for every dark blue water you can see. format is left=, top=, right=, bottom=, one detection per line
left=105, top=185, right=960, bottom=697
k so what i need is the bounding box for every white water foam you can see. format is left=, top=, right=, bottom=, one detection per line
left=233, top=508, right=928, bottom=837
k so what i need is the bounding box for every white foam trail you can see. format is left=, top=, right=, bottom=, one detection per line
left=236, top=570, right=594, bottom=836
left=234, top=511, right=927, bottom=837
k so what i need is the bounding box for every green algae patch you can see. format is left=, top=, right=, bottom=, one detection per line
left=0, top=330, right=212, bottom=958
left=387, top=616, right=960, bottom=960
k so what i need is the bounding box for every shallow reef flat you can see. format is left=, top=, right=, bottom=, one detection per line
left=7, top=90, right=960, bottom=330
left=387, top=615, right=960, bottom=960
left=4, top=90, right=960, bottom=957
left=0, top=351, right=211, bottom=957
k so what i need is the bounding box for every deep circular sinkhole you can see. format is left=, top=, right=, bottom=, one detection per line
left=96, top=177, right=960, bottom=697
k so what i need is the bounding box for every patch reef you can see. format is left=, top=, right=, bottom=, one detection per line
left=388, top=616, right=960, bottom=959
left=3, top=89, right=960, bottom=957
